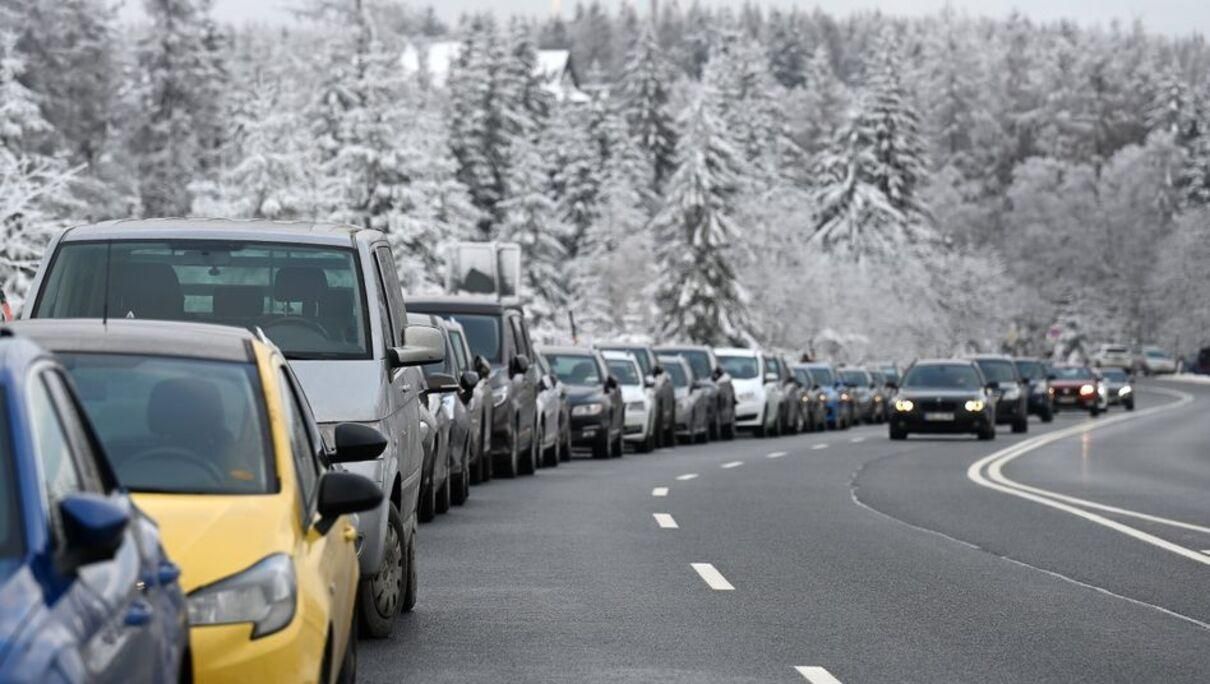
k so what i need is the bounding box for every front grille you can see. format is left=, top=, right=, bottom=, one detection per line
left=917, top=398, right=960, bottom=412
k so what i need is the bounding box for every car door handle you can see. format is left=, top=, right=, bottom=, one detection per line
left=124, top=599, right=153, bottom=627
left=342, top=524, right=358, bottom=543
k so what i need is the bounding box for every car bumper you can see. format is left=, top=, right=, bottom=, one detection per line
left=994, top=398, right=1024, bottom=423
left=1053, top=390, right=1097, bottom=409
left=570, top=416, right=609, bottom=445
left=890, top=411, right=990, bottom=434
left=623, top=409, right=652, bottom=440
left=734, top=400, right=766, bottom=427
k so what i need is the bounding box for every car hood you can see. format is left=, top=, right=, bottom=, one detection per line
left=0, top=565, right=43, bottom=668
left=897, top=388, right=984, bottom=401
left=565, top=386, right=608, bottom=404
left=290, top=359, right=388, bottom=423
left=621, top=386, right=645, bottom=403
left=730, top=377, right=763, bottom=394
left=133, top=493, right=293, bottom=594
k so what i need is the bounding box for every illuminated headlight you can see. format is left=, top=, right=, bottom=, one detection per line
left=188, top=554, right=296, bottom=639
left=1118, top=386, right=1132, bottom=396
left=840, top=393, right=851, bottom=401
left=1079, top=384, right=1095, bottom=396
left=625, top=401, right=646, bottom=412
left=964, top=400, right=985, bottom=412
left=818, top=393, right=828, bottom=402
left=572, top=403, right=605, bottom=417
left=491, top=385, right=510, bottom=406
left=894, top=399, right=914, bottom=412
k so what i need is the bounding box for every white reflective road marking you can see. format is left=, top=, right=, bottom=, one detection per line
left=653, top=513, right=678, bottom=529
left=652, top=487, right=669, bottom=497
left=795, top=666, right=843, bottom=683
left=721, top=461, right=743, bottom=469
left=690, top=563, right=734, bottom=590
left=676, top=473, right=698, bottom=481
left=812, top=443, right=829, bottom=450
left=767, top=451, right=787, bottom=459
left=850, top=436, right=866, bottom=443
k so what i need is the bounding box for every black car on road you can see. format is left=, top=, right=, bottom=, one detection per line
left=970, top=355, right=1029, bottom=433
left=539, top=347, right=624, bottom=459
left=889, top=360, right=997, bottom=441
left=656, top=345, right=737, bottom=440
left=1013, top=357, right=1054, bottom=423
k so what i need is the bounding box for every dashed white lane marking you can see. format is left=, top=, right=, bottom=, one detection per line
left=653, top=513, right=678, bottom=529
left=676, top=473, right=698, bottom=481
left=767, top=451, right=787, bottom=459
left=652, top=487, right=669, bottom=497
left=812, top=443, right=829, bottom=450
left=795, top=666, right=843, bottom=683
left=850, top=436, right=866, bottom=443
left=690, top=563, right=735, bottom=591
left=721, top=461, right=743, bottom=469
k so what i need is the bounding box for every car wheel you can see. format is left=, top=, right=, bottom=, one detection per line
left=1089, top=405, right=1101, bottom=417
left=1040, top=406, right=1054, bottom=423
left=977, top=424, right=996, bottom=441
left=612, top=425, right=624, bottom=458
left=451, top=444, right=470, bottom=506
left=1124, top=399, right=1135, bottom=411
left=358, top=503, right=405, bottom=638
left=637, top=420, right=655, bottom=453
left=1012, top=415, right=1029, bottom=434
left=418, top=478, right=436, bottom=523
left=560, top=423, right=572, bottom=461
left=592, top=430, right=610, bottom=459
left=518, top=420, right=538, bottom=475
left=435, top=464, right=451, bottom=515
left=889, top=426, right=907, bottom=440
left=497, top=423, right=519, bottom=478
left=402, top=525, right=417, bottom=612
left=335, top=615, right=358, bottom=684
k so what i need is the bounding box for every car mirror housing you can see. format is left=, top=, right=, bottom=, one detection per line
left=644, top=375, right=656, bottom=389
left=605, top=375, right=619, bottom=390
left=330, top=423, right=389, bottom=463
left=511, top=354, right=530, bottom=375
left=474, top=354, right=492, bottom=378
left=315, top=472, right=383, bottom=534
left=391, top=325, right=445, bottom=368
left=59, top=493, right=130, bottom=572
left=652, top=365, right=665, bottom=377
left=459, top=370, right=480, bottom=392
left=712, top=367, right=725, bottom=381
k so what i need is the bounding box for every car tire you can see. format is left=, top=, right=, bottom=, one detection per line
left=561, top=423, right=572, bottom=462
left=1040, top=406, right=1054, bottom=423
left=451, top=444, right=470, bottom=506
left=497, top=423, right=519, bottom=478
left=637, top=422, right=655, bottom=453
left=336, top=615, right=357, bottom=684
left=1012, top=415, right=1029, bottom=434
left=402, top=525, right=417, bottom=613
left=592, top=431, right=610, bottom=459
left=435, top=467, right=451, bottom=515
left=1089, top=405, right=1101, bottom=417
left=663, top=411, right=677, bottom=448
left=358, top=503, right=405, bottom=638
left=612, top=426, right=624, bottom=458
left=418, top=479, right=436, bottom=523
left=518, top=420, right=538, bottom=475
left=889, top=426, right=907, bottom=440
left=977, top=425, right=996, bottom=441
left=1124, top=399, right=1135, bottom=411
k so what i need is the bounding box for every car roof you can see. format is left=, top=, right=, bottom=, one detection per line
left=7, top=319, right=257, bottom=363
left=57, top=217, right=371, bottom=248
left=537, top=345, right=597, bottom=357
left=600, top=349, right=638, bottom=362
left=968, top=354, right=1014, bottom=362
left=407, top=295, right=520, bottom=315
left=912, top=359, right=978, bottom=366
left=714, top=347, right=757, bottom=357
left=656, top=344, right=711, bottom=352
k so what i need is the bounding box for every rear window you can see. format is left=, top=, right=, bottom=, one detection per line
left=34, top=240, right=369, bottom=360
left=57, top=353, right=276, bottom=495
left=717, top=355, right=759, bottom=380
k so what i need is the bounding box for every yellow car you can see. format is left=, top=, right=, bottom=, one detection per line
left=13, top=319, right=387, bottom=683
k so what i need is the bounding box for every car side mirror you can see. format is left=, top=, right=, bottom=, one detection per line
left=539, top=374, right=554, bottom=391
left=59, top=493, right=130, bottom=572
left=712, top=367, right=724, bottom=381
left=652, top=365, right=665, bottom=377
left=329, top=423, right=389, bottom=463
left=474, top=354, right=492, bottom=378
left=459, top=370, right=480, bottom=392
left=424, top=372, right=459, bottom=394
left=391, top=325, right=445, bottom=368
left=605, top=375, right=619, bottom=390
left=511, top=354, right=530, bottom=375
left=315, top=471, right=383, bottom=534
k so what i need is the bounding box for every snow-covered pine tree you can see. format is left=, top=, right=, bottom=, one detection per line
left=1145, top=66, right=1196, bottom=143
left=0, top=32, right=51, bottom=153
left=786, top=44, right=849, bottom=158
left=446, top=17, right=502, bottom=236
left=652, top=85, right=752, bottom=346
left=618, top=24, right=678, bottom=195
left=543, top=99, right=602, bottom=252
left=862, top=32, right=929, bottom=221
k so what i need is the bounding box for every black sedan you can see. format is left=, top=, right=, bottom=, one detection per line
left=1013, top=357, right=1054, bottom=423
left=539, top=346, right=624, bottom=459
left=970, top=355, right=1029, bottom=433
left=889, top=360, right=997, bottom=441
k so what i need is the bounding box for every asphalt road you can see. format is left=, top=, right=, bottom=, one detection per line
left=361, top=380, right=1210, bottom=683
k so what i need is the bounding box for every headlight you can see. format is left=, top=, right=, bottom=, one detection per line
left=964, top=400, right=985, bottom=412
left=626, top=401, right=646, bottom=412
left=1079, top=384, right=1095, bottom=396
left=1002, top=386, right=1021, bottom=400
left=840, top=393, right=851, bottom=401
left=818, top=393, right=828, bottom=402
left=1118, top=386, right=1132, bottom=396
left=491, top=385, right=510, bottom=406
left=188, top=554, right=296, bottom=639
left=572, top=403, right=604, bottom=417
left=894, top=399, right=914, bottom=412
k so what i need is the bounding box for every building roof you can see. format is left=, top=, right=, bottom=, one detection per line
left=400, top=41, right=590, bottom=103
left=8, top=319, right=258, bottom=363
left=59, top=218, right=368, bottom=247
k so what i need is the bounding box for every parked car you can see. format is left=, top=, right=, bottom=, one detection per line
left=868, top=369, right=893, bottom=423
left=804, top=362, right=853, bottom=430
left=601, top=350, right=659, bottom=452
left=658, top=345, right=737, bottom=440
left=540, top=347, right=624, bottom=458
left=660, top=355, right=710, bottom=443
left=534, top=351, right=571, bottom=465
left=410, top=312, right=472, bottom=520
left=1100, top=367, right=1136, bottom=410
left=1013, top=357, right=1054, bottom=423
left=1049, top=364, right=1108, bottom=416
left=407, top=296, right=541, bottom=479
left=1135, top=345, right=1176, bottom=375
left=771, top=353, right=808, bottom=434
left=889, top=360, right=997, bottom=441
left=970, top=355, right=1029, bottom=433
left=838, top=367, right=877, bottom=424
left=23, top=218, right=442, bottom=638
left=791, top=364, right=828, bottom=431
left=12, top=319, right=385, bottom=680
left=596, top=342, right=677, bottom=448
left=0, top=333, right=189, bottom=682
left=1091, top=343, right=1133, bottom=369
left=716, top=347, right=783, bottom=437
left=443, top=317, right=495, bottom=483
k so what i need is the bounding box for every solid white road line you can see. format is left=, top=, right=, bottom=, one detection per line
left=676, top=473, right=698, bottom=481
left=652, top=487, right=669, bottom=497
left=767, top=451, right=787, bottom=459
left=1202, top=550, right=1210, bottom=556
left=795, top=666, right=843, bottom=683
left=653, top=513, right=678, bottom=529
left=812, top=443, right=829, bottom=450
left=690, top=563, right=735, bottom=591
left=721, top=461, right=743, bottom=469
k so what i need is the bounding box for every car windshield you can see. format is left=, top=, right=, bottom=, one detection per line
left=975, top=360, right=1018, bottom=383
left=1053, top=366, right=1094, bottom=380
left=839, top=369, right=868, bottom=386
left=902, top=364, right=982, bottom=389
left=0, top=394, right=21, bottom=565
left=717, top=355, right=759, bottom=380
left=602, top=347, right=652, bottom=375
left=606, top=359, right=641, bottom=386
left=1015, top=360, right=1047, bottom=380
left=665, top=350, right=712, bottom=380
left=448, top=314, right=502, bottom=365
left=57, top=353, right=276, bottom=495
left=661, top=360, right=690, bottom=388
left=793, top=369, right=813, bottom=386
left=545, top=354, right=601, bottom=386
left=34, top=240, right=369, bottom=360
left=809, top=367, right=835, bottom=386
left=1103, top=346, right=1128, bottom=354
left=1102, top=369, right=1129, bottom=382
left=1145, top=349, right=1168, bottom=359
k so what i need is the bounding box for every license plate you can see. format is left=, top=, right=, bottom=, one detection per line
left=580, top=427, right=597, bottom=436
left=924, top=412, right=955, bottom=422
left=1057, top=396, right=1077, bottom=404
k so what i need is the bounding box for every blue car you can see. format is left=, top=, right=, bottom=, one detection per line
left=802, top=362, right=854, bottom=430
left=0, top=333, right=188, bottom=682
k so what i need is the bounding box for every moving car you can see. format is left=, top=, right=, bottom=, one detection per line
left=657, top=345, right=737, bottom=440
left=889, top=360, right=997, bottom=441
left=660, top=355, right=709, bottom=443
left=596, top=343, right=677, bottom=448
left=1013, top=357, right=1054, bottom=423
left=602, top=350, right=658, bottom=452
left=534, top=351, right=571, bottom=466
left=540, top=347, right=624, bottom=459
left=12, top=319, right=385, bottom=681
left=1091, top=343, right=1133, bottom=370
left=716, top=347, right=783, bottom=438
left=970, top=355, right=1029, bottom=433
left=23, top=218, right=442, bottom=638
left=0, top=333, right=189, bottom=683
left=875, top=362, right=901, bottom=387
left=838, top=367, right=877, bottom=424
left=803, top=362, right=852, bottom=430
left=1100, top=368, right=1135, bottom=410
left=868, top=369, right=893, bottom=423
left=791, top=364, right=828, bottom=431
left=407, top=296, right=541, bottom=480
left=1135, top=345, right=1176, bottom=375
left=1049, top=364, right=1108, bottom=416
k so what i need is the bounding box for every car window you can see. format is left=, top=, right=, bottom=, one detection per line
left=545, top=354, right=601, bottom=386
left=41, top=371, right=106, bottom=493
left=0, top=392, right=20, bottom=563
left=449, top=314, right=502, bottom=364
left=58, top=352, right=276, bottom=495
left=839, top=369, right=869, bottom=386
left=765, top=356, right=783, bottom=377
left=508, top=315, right=529, bottom=359
left=975, top=360, right=1018, bottom=383
left=606, top=359, right=641, bottom=386
left=1102, top=369, right=1129, bottom=381
left=793, top=369, right=813, bottom=386
left=29, top=374, right=84, bottom=506
left=278, top=369, right=320, bottom=510
left=1052, top=367, right=1094, bottom=380
left=717, top=355, right=759, bottom=380
left=375, top=246, right=407, bottom=347
left=1015, top=360, right=1046, bottom=380
left=901, top=364, right=982, bottom=389
left=666, top=350, right=712, bottom=380
left=34, top=240, right=370, bottom=360
left=449, top=330, right=469, bottom=372
left=809, top=367, right=835, bottom=386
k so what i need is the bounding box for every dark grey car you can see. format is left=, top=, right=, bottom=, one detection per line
left=655, top=345, right=737, bottom=440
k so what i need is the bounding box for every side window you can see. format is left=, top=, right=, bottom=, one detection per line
left=450, top=332, right=469, bottom=372
left=29, top=375, right=84, bottom=508
left=518, top=317, right=535, bottom=358
left=277, top=369, right=321, bottom=510
left=41, top=372, right=105, bottom=493
left=508, top=315, right=528, bottom=359
left=375, top=246, right=407, bottom=346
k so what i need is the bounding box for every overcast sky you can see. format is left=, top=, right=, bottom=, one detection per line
left=122, top=0, right=1210, bottom=36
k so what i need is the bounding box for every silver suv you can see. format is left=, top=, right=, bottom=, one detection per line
left=23, top=218, right=443, bottom=638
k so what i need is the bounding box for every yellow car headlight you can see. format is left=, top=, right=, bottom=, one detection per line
left=964, top=400, right=985, bottom=412
left=187, top=553, right=296, bottom=639
left=894, top=399, right=914, bottom=412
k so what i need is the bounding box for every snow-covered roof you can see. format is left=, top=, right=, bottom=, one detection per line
left=400, top=40, right=590, bottom=103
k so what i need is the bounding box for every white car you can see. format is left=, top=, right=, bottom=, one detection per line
left=1135, top=345, right=1176, bottom=375
left=1091, top=343, right=1133, bottom=369
left=601, top=350, right=657, bottom=452
left=715, top=347, right=784, bottom=437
